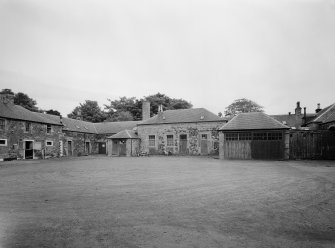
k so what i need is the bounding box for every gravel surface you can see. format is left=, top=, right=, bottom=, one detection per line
left=0, top=156, right=335, bottom=248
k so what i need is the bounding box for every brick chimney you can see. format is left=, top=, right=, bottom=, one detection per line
left=315, top=103, right=322, bottom=113
left=142, top=101, right=150, bottom=121
left=0, top=92, right=15, bottom=105
left=295, top=101, right=302, bottom=115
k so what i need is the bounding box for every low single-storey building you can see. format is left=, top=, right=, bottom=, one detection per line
left=219, top=112, right=290, bottom=160
left=107, top=129, right=140, bottom=157
left=137, top=106, right=228, bottom=155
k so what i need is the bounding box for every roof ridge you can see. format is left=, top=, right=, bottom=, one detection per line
left=313, top=103, right=335, bottom=123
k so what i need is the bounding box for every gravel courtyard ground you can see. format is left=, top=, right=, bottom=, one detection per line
left=0, top=156, right=335, bottom=248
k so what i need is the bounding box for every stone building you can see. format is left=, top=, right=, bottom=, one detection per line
left=137, top=105, right=228, bottom=155
left=0, top=91, right=139, bottom=160
left=271, top=101, right=317, bottom=129
left=107, top=130, right=140, bottom=156
left=0, top=92, right=63, bottom=160
left=1, top=91, right=227, bottom=159
left=305, top=103, right=335, bottom=131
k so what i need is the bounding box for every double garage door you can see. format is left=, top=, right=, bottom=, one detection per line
left=223, top=131, right=284, bottom=160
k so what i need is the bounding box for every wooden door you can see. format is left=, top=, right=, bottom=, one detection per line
left=98, top=142, right=107, bottom=154
left=179, top=134, right=188, bottom=154
left=119, top=140, right=127, bottom=156
left=200, top=134, right=208, bottom=155
left=112, top=140, right=119, bottom=155
left=67, top=141, right=73, bottom=156
left=251, top=140, right=283, bottom=160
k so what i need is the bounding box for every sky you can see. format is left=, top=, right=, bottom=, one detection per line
left=0, top=0, right=335, bottom=117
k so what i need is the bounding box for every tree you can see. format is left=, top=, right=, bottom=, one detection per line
left=104, top=97, right=142, bottom=121
left=106, top=111, right=134, bottom=122
left=1, top=88, right=14, bottom=94
left=14, top=92, right=39, bottom=112
left=104, top=93, right=193, bottom=121
left=68, top=100, right=106, bottom=123
left=224, top=98, right=263, bottom=117
left=218, top=112, right=223, bottom=117
left=144, top=93, right=192, bottom=116
left=45, top=109, right=61, bottom=116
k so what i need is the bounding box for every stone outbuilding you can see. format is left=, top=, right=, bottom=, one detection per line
left=107, top=129, right=140, bottom=156
left=306, top=103, right=335, bottom=131
left=0, top=92, right=63, bottom=160
left=219, top=112, right=290, bottom=160
left=137, top=107, right=228, bottom=155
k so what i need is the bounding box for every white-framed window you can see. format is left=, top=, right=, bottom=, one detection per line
left=148, top=135, right=155, bottom=147
left=45, top=140, right=53, bottom=146
left=0, top=119, right=5, bottom=131
left=167, top=135, right=174, bottom=146
left=25, top=122, right=31, bottom=132
left=0, top=139, right=8, bottom=146
left=46, top=124, right=52, bottom=134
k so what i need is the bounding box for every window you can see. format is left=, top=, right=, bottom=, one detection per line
left=25, top=122, right=31, bottom=132
left=149, top=135, right=155, bottom=147
left=268, top=132, right=283, bottom=140
left=0, top=139, right=7, bottom=146
left=201, top=134, right=208, bottom=140
left=0, top=119, right=5, bottom=131
left=46, top=124, right=52, bottom=134
left=253, top=132, right=267, bottom=140
left=225, top=133, right=238, bottom=140
left=167, top=135, right=173, bottom=146
left=239, top=132, right=252, bottom=140
left=45, top=140, right=53, bottom=146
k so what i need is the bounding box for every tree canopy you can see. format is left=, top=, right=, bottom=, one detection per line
left=104, top=93, right=192, bottom=121
left=68, top=100, right=106, bottom=123
left=224, top=98, right=264, bottom=117
left=1, top=89, right=39, bottom=112
left=45, top=109, right=61, bottom=116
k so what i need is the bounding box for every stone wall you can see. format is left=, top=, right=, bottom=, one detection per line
left=0, top=118, right=62, bottom=159
left=62, top=131, right=98, bottom=156
left=137, top=122, right=224, bottom=155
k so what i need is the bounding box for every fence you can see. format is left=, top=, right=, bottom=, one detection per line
left=289, top=130, right=335, bottom=160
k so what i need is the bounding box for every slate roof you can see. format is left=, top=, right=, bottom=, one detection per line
left=108, top=129, right=139, bottom=139
left=271, top=113, right=316, bottom=128
left=138, top=108, right=227, bottom=125
left=0, top=103, right=62, bottom=125
left=308, top=103, right=335, bottom=124
left=94, top=121, right=140, bottom=134
left=219, top=112, right=290, bottom=131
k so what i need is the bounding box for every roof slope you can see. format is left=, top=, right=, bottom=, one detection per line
left=94, top=121, right=140, bottom=134
left=108, top=129, right=139, bottom=139
left=138, top=108, right=227, bottom=125
left=220, top=112, right=290, bottom=131
left=271, top=113, right=315, bottom=128
left=309, top=103, right=335, bottom=124
left=0, top=103, right=62, bottom=125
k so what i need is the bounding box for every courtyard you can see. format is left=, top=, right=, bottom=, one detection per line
left=0, top=156, right=335, bottom=248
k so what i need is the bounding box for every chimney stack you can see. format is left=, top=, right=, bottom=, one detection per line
left=158, top=104, right=163, bottom=113
left=303, top=107, right=307, bottom=125
left=295, top=101, right=302, bottom=115
left=0, top=92, right=14, bottom=105
left=315, top=103, right=322, bottom=113
left=142, top=101, right=150, bottom=121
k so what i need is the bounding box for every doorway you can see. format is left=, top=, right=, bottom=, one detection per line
left=98, top=142, right=107, bottom=154
left=85, top=141, right=90, bottom=154
left=24, top=140, right=34, bottom=159
left=201, top=134, right=209, bottom=155
left=67, top=141, right=73, bottom=156
left=179, top=134, right=188, bottom=154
